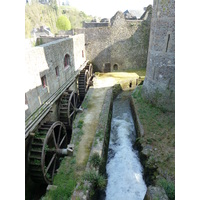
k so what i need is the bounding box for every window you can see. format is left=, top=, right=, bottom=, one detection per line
left=64, top=54, right=70, bottom=68
left=82, top=50, right=84, bottom=58
left=41, top=75, right=47, bottom=88
left=55, top=66, right=59, bottom=77
left=166, top=34, right=170, bottom=52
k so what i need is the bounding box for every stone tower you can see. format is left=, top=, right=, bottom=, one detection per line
left=142, top=0, right=175, bottom=112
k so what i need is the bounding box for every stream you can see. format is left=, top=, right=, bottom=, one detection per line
left=105, top=91, right=147, bottom=200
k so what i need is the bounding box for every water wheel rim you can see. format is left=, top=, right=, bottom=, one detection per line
left=41, top=121, right=67, bottom=184
left=85, top=70, right=89, bottom=92
left=89, top=64, right=93, bottom=77
left=67, top=91, right=79, bottom=127
left=78, top=69, right=89, bottom=99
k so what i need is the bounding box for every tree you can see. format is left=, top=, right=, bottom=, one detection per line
left=49, top=0, right=58, bottom=14
left=56, top=15, right=71, bottom=31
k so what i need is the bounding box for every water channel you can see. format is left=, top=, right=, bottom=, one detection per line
left=105, top=91, right=147, bottom=200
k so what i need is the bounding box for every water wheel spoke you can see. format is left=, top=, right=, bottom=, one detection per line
left=69, top=110, right=75, bottom=118
left=75, top=95, right=78, bottom=106
left=70, top=101, right=75, bottom=110
left=73, top=95, right=76, bottom=107
left=44, top=153, right=56, bottom=176
left=57, top=126, right=62, bottom=146
left=52, top=130, right=57, bottom=147
left=59, top=134, right=67, bottom=147
left=51, top=158, right=57, bottom=180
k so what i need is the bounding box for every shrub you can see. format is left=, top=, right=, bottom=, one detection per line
left=83, top=170, right=106, bottom=190
left=89, top=153, right=101, bottom=169
left=56, top=15, right=71, bottom=31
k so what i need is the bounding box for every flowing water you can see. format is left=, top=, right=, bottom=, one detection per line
left=105, top=91, right=147, bottom=200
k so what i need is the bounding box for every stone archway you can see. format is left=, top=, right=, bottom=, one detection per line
left=104, top=63, right=111, bottom=72
left=113, top=64, right=118, bottom=70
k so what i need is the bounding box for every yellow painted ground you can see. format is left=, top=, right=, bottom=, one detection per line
left=94, top=72, right=140, bottom=90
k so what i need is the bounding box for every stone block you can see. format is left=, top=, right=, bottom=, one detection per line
left=144, top=185, right=169, bottom=200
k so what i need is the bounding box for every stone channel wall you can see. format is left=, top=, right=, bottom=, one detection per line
left=130, top=95, right=169, bottom=200
left=142, top=0, right=175, bottom=112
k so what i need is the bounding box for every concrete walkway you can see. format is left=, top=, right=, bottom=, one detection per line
left=76, top=87, right=109, bottom=166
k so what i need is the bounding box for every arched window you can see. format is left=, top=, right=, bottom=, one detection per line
left=64, top=54, right=70, bottom=68
left=113, top=64, right=118, bottom=70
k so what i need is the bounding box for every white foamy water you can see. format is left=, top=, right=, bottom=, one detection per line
left=105, top=94, right=147, bottom=200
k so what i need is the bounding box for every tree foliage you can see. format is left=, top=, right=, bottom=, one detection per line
left=56, top=15, right=71, bottom=31
left=25, top=2, right=93, bottom=38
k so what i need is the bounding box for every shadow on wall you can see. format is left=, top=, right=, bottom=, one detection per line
left=92, top=18, right=151, bottom=73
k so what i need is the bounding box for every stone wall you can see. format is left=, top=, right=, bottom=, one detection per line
left=74, top=8, right=152, bottom=72
left=83, top=21, right=110, bottom=28
left=142, top=0, right=175, bottom=112
left=25, top=34, right=86, bottom=119
left=35, top=36, right=70, bottom=46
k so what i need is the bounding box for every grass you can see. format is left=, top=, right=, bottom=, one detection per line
left=77, top=120, right=84, bottom=129
left=89, top=153, right=101, bottom=169
left=83, top=170, right=107, bottom=190
left=41, top=157, right=77, bottom=200
left=132, top=86, right=175, bottom=198
left=157, top=178, right=175, bottom=200
left=42, top=112, right=87, bottom=199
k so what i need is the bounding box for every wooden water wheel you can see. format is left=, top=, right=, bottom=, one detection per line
left=78, top=70, right=90, bottom=101
left=29, top=121, right=69, bottom=184
left=59, top=90, right=80, bottom=130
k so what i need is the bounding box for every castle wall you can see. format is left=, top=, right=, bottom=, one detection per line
left=25, top=34, right=86, bottom=119
left=36, top=8, right=152, bottom=72
left=83, top=21, right=110, bottom=28
left=75, top=9, right=152, bottom=72
left=35, top=36, right=70, bottom=46
left=142, top=0, right=175, bottom=112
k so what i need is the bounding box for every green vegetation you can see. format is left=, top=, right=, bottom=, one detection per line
left=77, top=120, right=84, bottom=129
left=56, top=15, right=71, bottom=31
left=61, top=6, right=93, bottom=29
left=25, top=2, right=60, bottom=37
left=42, top=110, right=88, bottom=199
left=41, top=156, right=77, bottom=200
left=132, top=86, right=175, bottom=199
left=83, top=170, right=106, bottom=190
left=25, top=2, right=93, bottom=38
left=89, top=153, right=101, bottom=169
left=157, top=178, right=175, bottom=200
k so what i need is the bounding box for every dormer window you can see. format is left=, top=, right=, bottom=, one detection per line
left=64, top=54, right=70, bottom=68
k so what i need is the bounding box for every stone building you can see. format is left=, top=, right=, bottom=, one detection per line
left=78, top=6, right=152, bottom=72
left=37, top=7, right=152, bottom=72
left=142, top=0, right=175, bottom=112
left=25, top=34, right=86, bottom=119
